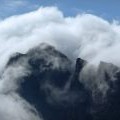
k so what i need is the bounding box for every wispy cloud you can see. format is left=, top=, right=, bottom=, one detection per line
left=0, top=0, right=28, bottom=9
left=0, top=0, right=39, bottom=18
left=4, top=0, right=28, bottom=7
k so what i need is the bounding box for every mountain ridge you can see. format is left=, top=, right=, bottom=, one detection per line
left=5, top=44, right=120, bottom=120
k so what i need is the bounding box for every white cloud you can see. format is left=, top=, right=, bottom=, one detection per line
left=0, top=6, right=120, bottom=70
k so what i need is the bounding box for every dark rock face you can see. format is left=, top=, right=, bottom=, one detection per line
left=6, top=44, right=120, bottom=120
left=7, top=44, right=92, bottom=120
left=90, top=62, right=120, bottom=120
left=93, top=70, right=120, bottom=120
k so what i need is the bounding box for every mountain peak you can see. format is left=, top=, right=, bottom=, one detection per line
left=4, top=44, right=120, bottom=120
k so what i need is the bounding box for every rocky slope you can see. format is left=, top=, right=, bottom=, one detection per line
left=5, top=44, right=120, bottom=120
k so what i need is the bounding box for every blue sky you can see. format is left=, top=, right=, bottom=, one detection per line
left=0, top=0, right=120, bottom=20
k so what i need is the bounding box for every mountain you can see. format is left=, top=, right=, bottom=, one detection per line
left=6, top=44, right=120, bottom=120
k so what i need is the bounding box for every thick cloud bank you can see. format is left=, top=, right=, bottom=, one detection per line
left=0, top=6, right=120, bottom=120
left=0, top=6, right=120, bottom=71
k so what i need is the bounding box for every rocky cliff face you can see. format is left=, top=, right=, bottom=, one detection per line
left=5, top=44, right=120, bottom=120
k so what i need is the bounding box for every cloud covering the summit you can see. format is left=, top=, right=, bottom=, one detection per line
left=0, top=6, right=120, bottom=70
left=0, top=6, right=120, bottom=68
